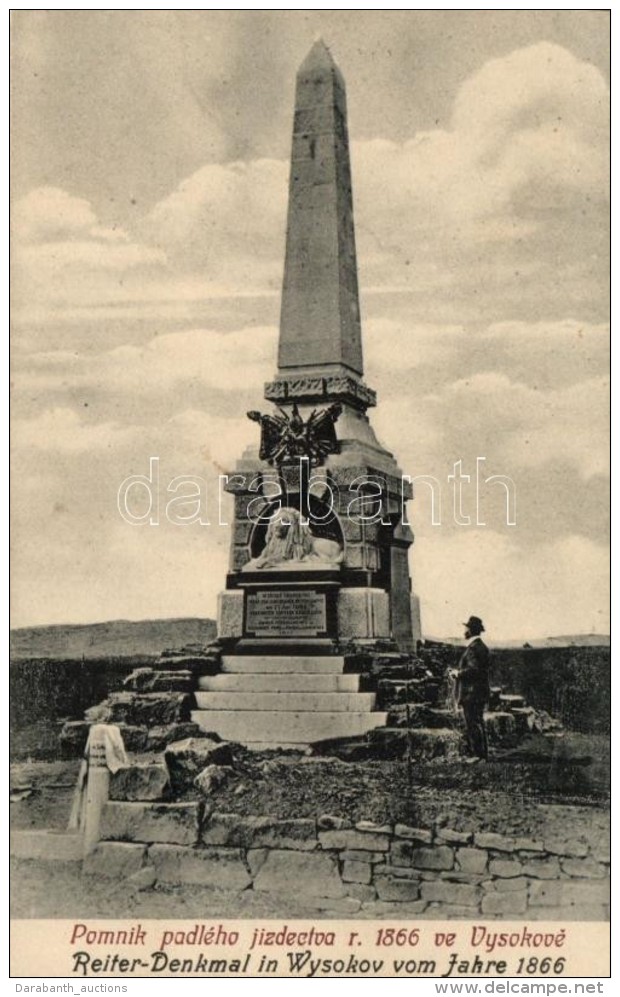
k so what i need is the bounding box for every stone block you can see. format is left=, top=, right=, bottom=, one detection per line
left=300, top=896, right=362, bottom=914
left=346, top=542, right=370, bottom=568
left=486, top=712, right=517, bottom=745
left=340, top=850, right=385, bottom=864
left=346, top=883, right=376, bottom=902
left=376, top=876, right=421, bottom=903
left=86, top=692, right=191, bottom=727
left=481, top=891, right=528, bottom=916
left=439, top=872, right=485, bottom=885
left=407, top=728, right=463, bottom=760
left=411, top=846, right=454, bottom=871
left=146, top=722, right=209, bottom=752
left=522, top=857, right=561, bottom=879
left=489, top=859, right=523, bottom=878
left=544, top=837, right=589, bottom=858
left=485, top=877, right=529, bottom=893
left=527, top=905, right=609, bottom=922
left=589, top=829, right=610, bottom=864
left=375, top=865, right=420, bottom=881
left=217, top=591, right=244, bottom=638
left=114, top=724, right=149, bottom=753
left=123, top=668, right=193, bottom=693
left=456, top=848, right=488, bottom=875
left=425, top=903, right=478, bottom=919
left=249, top=849, right=345, bottom=899
left=474, top=833, right=515, bottom=852
left=234, top=494, right=267, bottom=521
left=337, top=588, right=390, bottom=639
left=202, top=814, right=267, bottom=847
left=390, top=840, right=414, bottom=866
left=514, top=838, right=544, bottom=853
left=591, top=843, right=610, bottom=865
left=561, top=858, right=608, bottom=879
left=224, top=474, right=252, bottom=495
left=149, top=845, right=251, bottom=890
left=394, top=825, right=433, bottom=844
left=561, top=881, right=610, bottom=907
left=194, top=764, right=230, bottom=796
left=528, top=880, right=563, bottom=907
left=100, top=802, right=200, bottom=845
left=342, top=860, right=372, bottom=885
left=317, top=814, right=351, bottom=831
left=109, top=764, right=170, bottom=802
left=420, top=881, right=479, bottom=907
left=83, top=842, right=146, bottom=879
left=363, top=900, right=428, bottom=917
left=165, top=738, right=233, bottom=791
left=318, top=829, right=389, bottom=852
left=202, top=814, right=317, bottom=851
left=233, top=521, right=253, bottom=544
left=436, top=828, right=473, bottom=845
left=355, top=820, right=392, bottom=834
left=341, top=517, right=362, bottom=542
left=230, top=548, right=250, bottom=572
left=127, top=866, right=157, bottom=891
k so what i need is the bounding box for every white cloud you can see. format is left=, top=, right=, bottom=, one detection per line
left=145, top=158, right=288, bottom=288
left=12, top=187, right=99, bottom=243
left=13, top=325, right=278, bottom=401
left=12, top=187, right=168, bottom=324
left=353, top=45, right=607, bottom=274
left=416, top=529, right=609, bottom=641
left=11, top=407, right=138, bottom=453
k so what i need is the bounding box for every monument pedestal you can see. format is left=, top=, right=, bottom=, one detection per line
left=217, top=569, right=393, bottom=652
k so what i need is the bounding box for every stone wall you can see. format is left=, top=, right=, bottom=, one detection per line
left=88, top=804, right=609, bottom=920
left=419, top=643, right=610, bottom=734
left=488, top=646, right=610, bottom=734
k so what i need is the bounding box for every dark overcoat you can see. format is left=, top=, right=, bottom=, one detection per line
left=456, top=637, right=490, bottom=706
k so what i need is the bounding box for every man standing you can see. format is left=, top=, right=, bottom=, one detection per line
left=452, top=615, right=490, bottom=761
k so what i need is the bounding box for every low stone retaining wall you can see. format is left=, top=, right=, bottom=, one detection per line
left=87, top=803, right=610, bottom=920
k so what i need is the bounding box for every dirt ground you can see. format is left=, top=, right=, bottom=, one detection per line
left=11, top=745, right=610, bottom=837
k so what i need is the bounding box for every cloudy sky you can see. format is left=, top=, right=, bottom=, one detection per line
left=11, top=10, right=609, bottom=640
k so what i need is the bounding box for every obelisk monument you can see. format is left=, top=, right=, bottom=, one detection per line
left=217, top=40, right=421, bottom=653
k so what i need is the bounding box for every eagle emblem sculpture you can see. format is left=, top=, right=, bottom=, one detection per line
left=247, top=402, right=342, bottom=467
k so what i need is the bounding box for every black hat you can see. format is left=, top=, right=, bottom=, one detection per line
left=463, top=615, right=485, bottom=633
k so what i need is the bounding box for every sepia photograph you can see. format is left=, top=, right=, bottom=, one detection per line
left=9, top=8, right=610, bottom=978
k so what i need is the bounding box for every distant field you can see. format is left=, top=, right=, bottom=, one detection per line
left=9, top=617, right=217, bottom=660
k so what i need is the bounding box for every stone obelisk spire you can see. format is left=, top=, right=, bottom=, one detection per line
left=279, top=38, right=363, bottom=376
left=266, top=39, right=375, bottom=411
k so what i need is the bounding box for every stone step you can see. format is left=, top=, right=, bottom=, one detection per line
left=191, top=709, right=388, bottom=744
left=194, top=691, right=376, bottom=712
left=244, top=743, right=309, bottom=752
left=198, top=673, right=360, bottom=693
left=221, top=655, right=346, bottom=674
left=368, top=726, right=464, bottom=760
left=499, top=694, right=526, bottom=709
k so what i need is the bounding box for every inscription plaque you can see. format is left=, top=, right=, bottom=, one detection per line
left=246, top=590, right=327, bottom=636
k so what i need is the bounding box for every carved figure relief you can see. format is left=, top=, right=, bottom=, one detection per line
left=247, top=402, right=342, bottom=467
left=243, top=507, right=344, bottom=571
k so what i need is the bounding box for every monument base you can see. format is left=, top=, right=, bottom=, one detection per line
left=217, top=577, right=392, bottom=647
